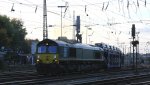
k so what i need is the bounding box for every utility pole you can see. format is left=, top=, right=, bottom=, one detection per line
left=131, top=24, right=135, bottom=70
left=43, top=0, right=48, bottom=39
left=73, top=11, right=76, bottom=40
left=58, top=6, right=67, bottom=37
left=85, top=26, right=89, bottom=44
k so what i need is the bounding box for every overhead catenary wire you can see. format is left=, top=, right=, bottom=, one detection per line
left=5, top=0, right=100, bottom=28
left=3, top=0, right=148, bottom=26
left=1, top=0, right=150, bottom=43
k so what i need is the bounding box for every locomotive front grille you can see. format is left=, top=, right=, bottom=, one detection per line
left=37, top=54, right=59, bottom=64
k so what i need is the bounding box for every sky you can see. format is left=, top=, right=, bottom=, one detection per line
left=0, top=0, right=150, bottom=53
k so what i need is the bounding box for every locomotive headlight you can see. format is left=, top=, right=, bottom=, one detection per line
left=37, top=55, right=40, bottom=62
left=54, top=55, right=56, bottom=59
left=37, top=59, right=39, bottom=62
left=53, top=54, right=58, bottom=63
left=37, top=55, right=40, bottom=59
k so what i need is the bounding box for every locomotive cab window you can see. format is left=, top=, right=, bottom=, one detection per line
left=48, top=46, right=57, bottom=53
left=37, top=46, right=46, bottom=53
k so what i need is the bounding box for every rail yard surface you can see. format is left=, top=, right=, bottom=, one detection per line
left=1, top=65, right=150, bottom=85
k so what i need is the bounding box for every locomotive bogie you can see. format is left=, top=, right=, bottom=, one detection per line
left=36, top=59, right=107, bottom=75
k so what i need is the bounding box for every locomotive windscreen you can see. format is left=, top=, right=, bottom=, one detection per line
left=48, top=46, right=57, bottom=53
left=37, top=46, right=46, bottom=53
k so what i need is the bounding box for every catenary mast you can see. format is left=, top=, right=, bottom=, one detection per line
left=43, top=0, right=48, bottom=39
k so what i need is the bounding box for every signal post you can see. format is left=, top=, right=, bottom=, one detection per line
left=131, top=24, right=139, bottom=73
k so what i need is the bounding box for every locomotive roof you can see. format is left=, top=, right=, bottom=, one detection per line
left=37, top=39, right=104, bottom=51
left=73, top=43, right=103, bottom=51
left=55, top=40, right=72, bottom=47
left=95, top=43, right=122, bottom=51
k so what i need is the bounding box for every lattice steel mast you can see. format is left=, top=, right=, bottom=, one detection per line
left=43, top=0, right=48, bottom=39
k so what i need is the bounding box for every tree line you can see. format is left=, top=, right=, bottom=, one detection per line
left=0, top=15, right=35, bottom=54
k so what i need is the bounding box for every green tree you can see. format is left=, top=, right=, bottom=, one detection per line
left=10, top=19, right=27, bottom=51
left=23, top=39, right=32, bottom=53
left=0, top=15, right=12, bottom=47
left=0, top=15, right=28, bottom=53
left=0, top=28, right=9, bottom=46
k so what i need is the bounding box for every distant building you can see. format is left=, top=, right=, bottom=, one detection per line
left=31, top=40, right=38, bottom=55
left=30, top=40, right=38, bottom=65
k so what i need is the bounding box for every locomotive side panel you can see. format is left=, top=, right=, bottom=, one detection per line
left=69, top=47, right=76, bottom=58
left=58, top=46, right=69, bottom=59
left=76, top=48, right=83, bottom=59
left=82, top=49, right=94, bottom=59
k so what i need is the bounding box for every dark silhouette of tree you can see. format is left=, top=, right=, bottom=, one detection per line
left=0, top=15, right=30, bottom=53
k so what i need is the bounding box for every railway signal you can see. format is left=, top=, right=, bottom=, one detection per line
left=76, top=16, right=82, bottom=43
left=131, top=24, right=139, bottom=73
left=131, top=24, right=135, bottom=39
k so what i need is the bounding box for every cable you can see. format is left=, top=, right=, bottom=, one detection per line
left=1, top=0, right=150, bottom=39
left=0, top=0, right=135, bottom=27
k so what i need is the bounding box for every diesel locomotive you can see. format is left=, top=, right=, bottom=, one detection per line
left=36, top=39, right=123, bottom=74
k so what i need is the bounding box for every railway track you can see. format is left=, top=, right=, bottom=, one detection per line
left=0, top=69, right=150, bottom=85
left=70, top=73, right=150, bottom=85
left=0, top=70, right=96, bottom=84
left=4, top=64, right=35, bottom=72
left=128, top=81, right=150, bottom=85
left=0, top=70, right=46, bottom=85
left=0, top=69, right=122, bottom=84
